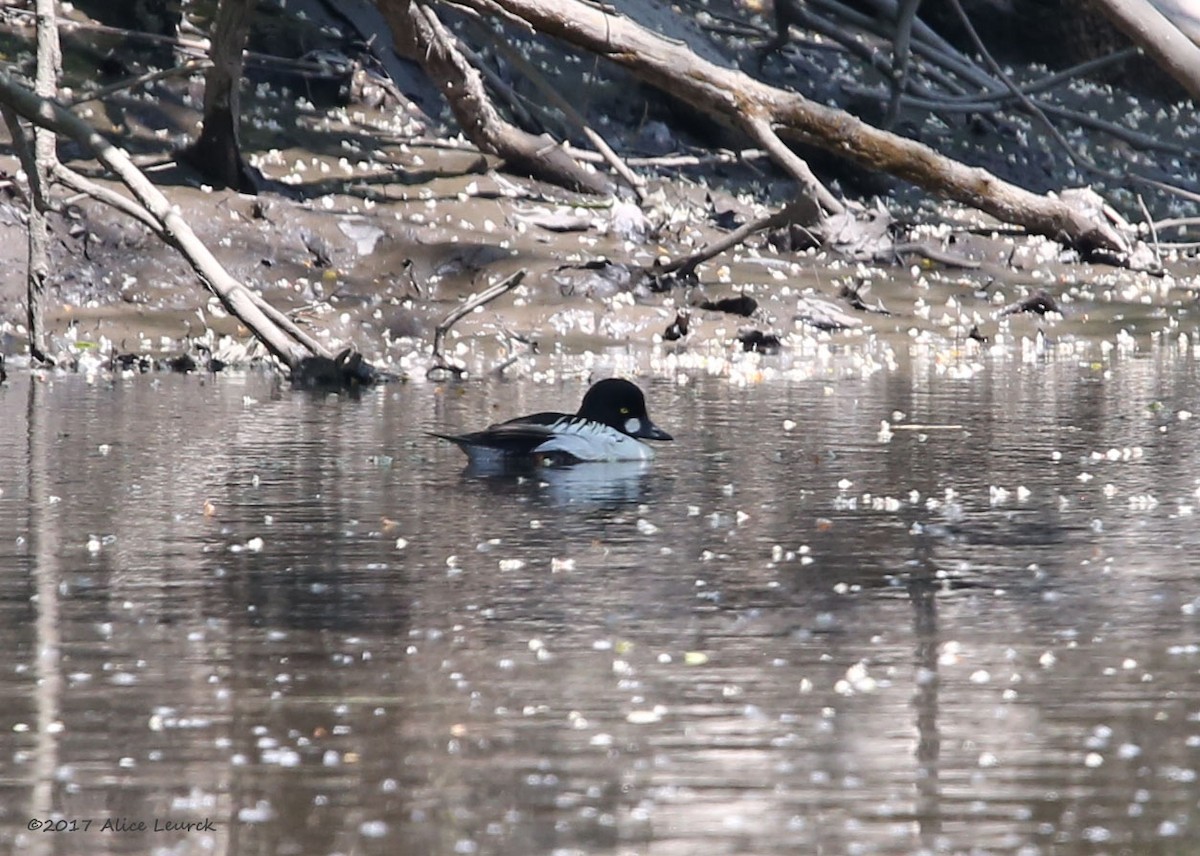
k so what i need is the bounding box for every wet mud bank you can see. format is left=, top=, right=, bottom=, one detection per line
left=2, top=149, right=1196, bottom=386
left=1, top=0, right=1199, bottom=385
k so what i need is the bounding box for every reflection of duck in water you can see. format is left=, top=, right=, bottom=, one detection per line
left=431, top=378, right=673, bottom=468
left=469, top=460, right=655, bottom=507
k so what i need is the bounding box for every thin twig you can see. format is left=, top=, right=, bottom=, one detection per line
left=943, top=0, right=1083, bottom=166
left=1137, top=193, right=1162, bottom=266
left=50, top=162, right=159, bottom=230
left=846, top=46, right=1142, bottom=112
left=658, top=202, right=812, bottom=277
left=940, top=0, right=1200, bottom=202
left=806, top=0, right=1003, bottom=94
left=1041, top=102, right=1197, bottom=161
left=775, top=0, right=980, bottom=124
left=844, top=76, right=1198, bottom=162
left=428, top=269, right=526, bottom=380
left=1152, top=215, right=1200, bottom=231
left=935, top=47, right=1141, bottom=104
left=563, top=145, right=769, bottom=168
left=66, top=59, right=213, bottom=106
left=3, top=7, right=360, bottom=79
left=438, top=0, right=537, bottom=35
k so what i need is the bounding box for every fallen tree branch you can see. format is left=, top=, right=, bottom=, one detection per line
left=457, top=0, right=1125, bottom=254
left=0, top=67, right=321, bottom=367
left=48, top=160, right=335, bottom=357
left=742, top=115, right=843, bottom=215
left=659, top=201, right=815, bottom=277
left=49, top=162, right=159, bottom=230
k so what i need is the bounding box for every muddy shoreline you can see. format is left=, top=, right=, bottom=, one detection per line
left=1, top=1, right=1198, bottom=382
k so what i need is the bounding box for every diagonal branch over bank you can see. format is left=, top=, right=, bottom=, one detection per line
left=0, top=67, right=321, bottom=367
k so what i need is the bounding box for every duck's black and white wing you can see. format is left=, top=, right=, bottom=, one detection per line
left=530, top=417, right=655, bottom=463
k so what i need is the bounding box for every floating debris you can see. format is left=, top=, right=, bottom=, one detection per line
left=839, top=279, right=891, bottom=315
left=738, top=330, right=782, bottom=353
left=794, top=296, right=863, bottom=331
left=1000, top=289, right=1061, bottom=316
left=700, top=295, right=758, bottom=317
left=662, top=310, right=691, bottom=342
left=626, top=707, right=666, bottom=724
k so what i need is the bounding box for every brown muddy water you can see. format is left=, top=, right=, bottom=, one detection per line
left=2, top=347, right=1200, bottom=856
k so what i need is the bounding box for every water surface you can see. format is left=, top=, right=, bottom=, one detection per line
left=2, top=351, right=1199, bottom=855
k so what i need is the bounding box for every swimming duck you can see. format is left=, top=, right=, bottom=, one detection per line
left=431, top=378, right=673, bottom=466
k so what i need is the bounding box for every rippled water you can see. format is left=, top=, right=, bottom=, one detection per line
left=2, top=351, right=1200, bottom=855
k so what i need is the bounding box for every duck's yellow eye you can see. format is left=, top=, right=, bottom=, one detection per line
left=620, top=406, right=630, bottom=415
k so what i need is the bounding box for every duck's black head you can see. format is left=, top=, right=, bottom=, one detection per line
left=576, top=378, right=672, bottom=441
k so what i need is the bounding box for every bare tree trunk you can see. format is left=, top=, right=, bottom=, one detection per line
left=1087, top=0, right=1200, bottom=100
left=179, top=0, right=260, bottom=192
left=26, top=0, right=62, bottom=365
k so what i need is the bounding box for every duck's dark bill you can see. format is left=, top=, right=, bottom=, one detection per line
left=636, top=422, right=673, bottom=442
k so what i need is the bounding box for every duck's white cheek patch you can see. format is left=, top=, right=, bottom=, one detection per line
left=624, top=417, right=641, bottom=434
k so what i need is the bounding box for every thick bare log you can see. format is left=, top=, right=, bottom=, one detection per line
left=0, top=68, right=315, bottom=367
left=1089, top=0, right=1200, bottom=100
left=461, top=0, right=1127, bottom=254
